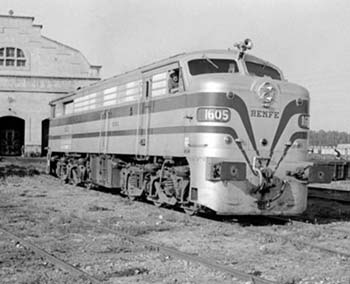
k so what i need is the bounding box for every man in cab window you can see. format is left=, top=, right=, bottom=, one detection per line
left=168, top=69, right=179, bottom=93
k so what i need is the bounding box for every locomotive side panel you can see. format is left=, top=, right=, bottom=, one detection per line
left=49, top=97, right=188, bottom=157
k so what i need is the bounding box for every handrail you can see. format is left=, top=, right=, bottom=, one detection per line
left=103, top=110, right=110, bottom=154
left=98, top=111, right=105, bottom=153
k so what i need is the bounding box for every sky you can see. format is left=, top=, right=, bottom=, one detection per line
left=2, top=0, right=350, bottom=132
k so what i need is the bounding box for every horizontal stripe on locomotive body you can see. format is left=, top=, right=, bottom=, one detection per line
left=50, top=92, right=309, bottom=128
left=49, top=124, right=307, bottom=148
left=50, top=132, right=240, bottom=157
left=49, top=125, right=239, bottom=140
left=50, top=92, right=229, bottom=127
left=49, top=107, right=188, bottom=137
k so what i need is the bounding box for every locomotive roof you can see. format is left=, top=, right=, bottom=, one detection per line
left=50, top=49, right=272, bottom=104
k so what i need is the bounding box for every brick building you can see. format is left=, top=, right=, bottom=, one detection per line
left=0, top=13, right=101, bottom=156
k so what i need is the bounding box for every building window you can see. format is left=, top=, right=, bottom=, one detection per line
left=0, top=47, right=26, bottom=68
left=17, top=49, right=25, bottom=58
left=6, top=59, right=15, bottom=66
left=17, top=60, right=26, bottom=67
left=6, top=47, right=15, bottom=57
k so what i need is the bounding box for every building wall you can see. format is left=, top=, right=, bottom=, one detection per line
left=0, top=14, right=101, bottom=155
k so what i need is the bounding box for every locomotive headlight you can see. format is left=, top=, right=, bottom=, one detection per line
left=258, top=82, right=277, bottom=108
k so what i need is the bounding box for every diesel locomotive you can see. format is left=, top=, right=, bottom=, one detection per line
left=47, top=39, right=330, bottom=215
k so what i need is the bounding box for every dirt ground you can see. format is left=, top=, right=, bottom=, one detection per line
left=0, top=158, right=349, bottom=284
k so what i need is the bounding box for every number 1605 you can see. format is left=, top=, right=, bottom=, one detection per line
left=197, top=108, right=230, bottom=122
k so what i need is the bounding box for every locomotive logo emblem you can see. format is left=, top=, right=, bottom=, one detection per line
left=257, top=82, right=277, bottom=108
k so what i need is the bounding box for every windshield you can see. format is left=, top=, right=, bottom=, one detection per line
left=188, top=58, right=238, bottom=75
left=245, top=61, right=281, bottom=80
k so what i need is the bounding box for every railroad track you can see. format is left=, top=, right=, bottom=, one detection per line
left=1, top=178, right=349, bottom=283
left=0, top=206, right=277, bottom=284
left=308, top=184, right=350, bottom=203
left=76, top=217, right=278, bottom=284
left=0, top=226, right=103, bottom=283
left=77, top=212, right=350, bottom=283
left=225, top=215, right=350, bottom=259
left=89, top=190, right=350, bottom=262
left=170, top=210, right=350, bottom=260
left=92, top=196, right=350, bottom=266
left=265, top=215, right=350, bottom=237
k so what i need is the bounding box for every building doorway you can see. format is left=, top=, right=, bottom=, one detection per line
left=0, top=116, right=25, bottom=156
left=41, top=118, right=49, bottom=157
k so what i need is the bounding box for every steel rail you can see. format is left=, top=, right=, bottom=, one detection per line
left=189, top=210, right=350, bottom=260
left=308, top=193, right=350, bottom=203
left=81, top=189, right=350, bottom=262
left=82, top=198, right=350, bottom=262
left=225, top=215, right=350, bottom=259
left=212, top=214, right=350, bottom=259
left=3, top=179, right=348, bottom=282
left=326, top=226, right=350, bottom=234
left=0, top=202, right=276, bottom=284
left=121, top=199, right=350, bottom=260
left=244, top=226, right=350, bottom=258
left=0, top=226, right=102, bottom=284
left=190, top=209, right=350, bottom=259
left=78, top=218, right=277, bottom=284
left=264, top=215, right=350, bottom=239
left=308, top=186, right=350, bottom=203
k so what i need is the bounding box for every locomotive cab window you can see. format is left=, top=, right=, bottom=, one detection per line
left=151, top=66, right=183, bottom=97
left=188, top=58, right=238, bottom=75
left=245, top=61, right=281, bottom=80
left=168, top=68, right=183, bottom=94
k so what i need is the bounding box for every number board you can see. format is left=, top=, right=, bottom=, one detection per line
left=197, top=108, right=230, bottom=122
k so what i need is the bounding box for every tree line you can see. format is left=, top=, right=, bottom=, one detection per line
left=309, top=130, right=350, bottom=146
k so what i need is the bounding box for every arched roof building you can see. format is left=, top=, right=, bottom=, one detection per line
left=0, top=13, right=101, bottom=156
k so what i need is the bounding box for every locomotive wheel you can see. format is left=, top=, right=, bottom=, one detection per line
left=56, top=164, right=68, bottom=183
left=153, top=198, right=163, bottom=207
left=55, top=163, right=61, bottom=178
left=125, top=173, right=139, bottom=201
left=181, top=185, right=198, bottom=215
left=86, top=182, right=98, bottom=190
left=128, top=194, right=136, bottom=201
left=149, top=178, right=163, bottom=207
left=183, top=204, right=198, bottom=216
left=71, top=168, right=80, bottom=186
